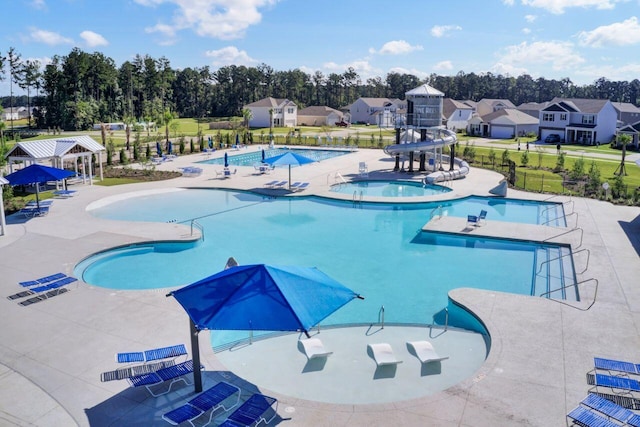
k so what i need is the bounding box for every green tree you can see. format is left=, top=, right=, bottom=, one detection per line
left=615, top=133, right=631, bottom=176
left=17, top=59, right=41, bottom=128
left=570, top=156, right=585, bottom=181
left=586, top=161, right=601, bottom=194
left=501, top=149, right=510, bottom=166
left=555, top=151, right=565, bottom=172
left=488, top=148, right=496, bottom=167
left=520, top=150, right=529, bottom=167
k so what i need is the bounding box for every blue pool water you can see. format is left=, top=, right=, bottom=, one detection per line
left=197, top=148, right=350, bottom=167
left=331, top=180, right=451, bottom=197
left=80, top=189, right=572, bottom=347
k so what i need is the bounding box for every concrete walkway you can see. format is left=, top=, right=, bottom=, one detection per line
left=0, top=145, right=639, bottom=426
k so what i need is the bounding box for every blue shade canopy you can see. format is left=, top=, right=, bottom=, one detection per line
left=224, top=152, right=228, bottom=167
left=156, top=142, right=162, bottom=156
left=263, top=151, right=315, bottom=167
left=6, top=164, right=75, bottom=186
left=169, top=264, right=361, bottom=333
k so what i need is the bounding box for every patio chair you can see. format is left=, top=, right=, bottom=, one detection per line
left=19, top=272, right=67, bottom=287
left=566, top=406, right=619, bottom=427
left=264, top=180, right=279, bottom=188
left=291, top=182, right=309, bottom=192
left=478, top=210, right=487, bottom=226
left=17, top=287, right=71, bottom=306
left=218, top=393, right=278, bottom=427
left=594, top=357, right=640, bottom=376
left=406, top=341, right=449, bottom=364
left=162, top=381, right=241, bottom=426
left=116, top=344, right=187, bottom=364
left=272, top=181, right=287, bottom=189
left=299, top=338, right=333, bottom=360
left=358, top=162, right=369, bottom=177
left=466, top=215, right=479, bottom=227
left=591, top=373, right=640, bottom=397
left=101, top=360, right=176, bottom=382
left=577, top=393, right=637, bottom=425
left=8, top=276, right=77, bottom=300
left=368, top=343, right=402, bottom=366
left=128, top=360, right=200, bottom=397
left=53, top=190, right=76, bottom=198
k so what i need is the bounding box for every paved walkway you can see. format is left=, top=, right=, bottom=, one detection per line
left=0, top=146, right=639, bottom=426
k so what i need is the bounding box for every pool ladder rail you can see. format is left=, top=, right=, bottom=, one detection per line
left=352, top=190, right=363, bottom=207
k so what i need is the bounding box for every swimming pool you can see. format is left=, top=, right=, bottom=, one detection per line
left=80, top=189, right=573, bottom=345
left=197, top=147, right=351, bottom=167
left=331, top=180, right=452, bottom=197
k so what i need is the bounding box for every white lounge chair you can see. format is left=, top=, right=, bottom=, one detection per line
left=368, top=343, right=402, bottom=366
left=358, top=162, right=369, bottom=177
left=300, top=338, right=333, bottom=360
left=407, top=341, right=449, bottom=364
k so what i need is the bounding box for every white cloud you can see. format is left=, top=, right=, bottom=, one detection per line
left=387, top=66, right=430, bottom=79
left=525, top=14, right=537, bottom=23
left=372, top=40, right=423, bottom=55
left=434, top=60, right=453, bottom=71
left=323, top=60, right=374, bottom=76
left=80, top=30, right=108, bottom=47
left=431, top=24, right=462, bottom=38
left=521, top=0, right=623, bottom=14
left=31, top=0, right=46, bottom=9
left=573, top=62, right=640, bottom=84
left=205, top=46, right=258, bottom=66
left=578, top=17, right=640, bottom=47
left=496, top=40, right=584, bottom=71
left=136, top=0, right=278, bottom=41
left=503, top=0, right=515, bottom=5
left=522, top=28, right=531, bottom=34
left=491, top=62, right=528, bottom=77
left=27, top=27, right=73, bottom=46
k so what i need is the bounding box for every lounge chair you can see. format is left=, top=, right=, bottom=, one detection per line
left=272, top=181, right=287, bottom=189
left=264, top=180, right=279, bottom=188
left=594, top=357, right=640, bottom=375
left=218, top=393, right=278, bottom=427
left=128, top=360, right=199, bottom=397
left=591, top=373, right=640, bottom=396
left=368, top=343, right=402, bottom=366
left=162, top=381, right=241, bottom=426
left=406, top=341, right=449, bottom=364
left=101, top=360, right=176, bottom=382
left=53, top=190, right=77, bottom=198
left=8, top=276, right=77, bottom=300
left=19, top=272, right=67, bottom=287
left=300, top=338, right=333, bottom=360
left=478, top=210, right=487, bottom=225
left=291, top=182, right=309, bottom=191
left=116, top=344, right=187, bottom=364
left=19, top=205, right=50, bottom=218
left=575, top=393, right=639, bottom=425
left=358, top=162, right=369, bottom=177
left=466, top=215, right=479, bottom=227
left=18, top=287, right=71, bottom=306
left=566, top=406, right=619, bottom=427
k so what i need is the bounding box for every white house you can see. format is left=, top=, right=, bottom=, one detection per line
left=2, top=107, right=20, bottom=121
left=612, top=102, right=640, bottom=126
left=349, top=98, right=406, bottom=126
left=617, top=120, right=640, bottom=149
left=442, top=98, right=474, bottom=132
left=539, top=98, right=618, bottom=145
left=244, top=97, right=298, bottom=128
left=482, top=109, right=539, bottom=139
left=297, top=106, right=344, bottom=126
left=474, top=99, right=516, bottom=117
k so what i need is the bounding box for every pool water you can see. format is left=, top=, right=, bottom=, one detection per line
left=80, top=189, right=573, bottom=346
left=197, top=148, right=350, bottom=167
left=331, top=180, right=451, bottom=197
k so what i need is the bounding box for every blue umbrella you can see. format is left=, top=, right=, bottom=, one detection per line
left=224, top=152, right=228, bottom=167
left=261, top=149, right=265, bottom=162
left=6, top=164, right=75, bottom=209
left=208, top=137, right=213, bottom=149
left=167, top=141, right=173, bottom=155
left=263, top=151, right=316, bottom=189
left=235, top=133, right=240, bottom=147
left=156, top=142, right=162, bottom=157
left=167, top=264, right=363, bottom=391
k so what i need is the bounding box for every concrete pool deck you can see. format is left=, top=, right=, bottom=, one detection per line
left=1, top=146, right=639, bottom=426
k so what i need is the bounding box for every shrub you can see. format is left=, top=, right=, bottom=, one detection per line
left=586, top=161, right=600, bottom=194
left=488, top=148, right=496, bottom=167
left=570, top=157, right=585, bottom=181
left=520, top=150, right=529, bottom=167
left=555, top=151, right=565, bottom=172
left=119, top=148, right=128, bottom=165
left=501, top=149, right=510, bottom=166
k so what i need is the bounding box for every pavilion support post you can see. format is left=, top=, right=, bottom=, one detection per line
left=190, top=319, right=203, bottom=393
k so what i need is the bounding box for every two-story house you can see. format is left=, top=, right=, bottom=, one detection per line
left=539, top=98, right=618, bottom=145
left=349, top=98, right=406, bottom=126
left=612, top=102, right=640, bottom=127
left=474, top=99, right=516, bottom=117
left=442, top=99, right=474, bottom=132
left=297, top=106, right=344, bottom=126
left=244, top=97, right=298, bottom=128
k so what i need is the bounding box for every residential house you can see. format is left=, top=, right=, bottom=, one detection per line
left=244, top=97, right=298, bottom=128
left=517, top=101, right=549, bottom=119
left=2, top=107, right=20, bottom=121
left=474, top=99, right=516, bottom=117
left=612, top=102, right=640, bottom=126
left=349, top=97, right=406, bottom=126
left=539, top=98, right=618, bottom=145
left=467, top=108, right=538, bottom=139
left=297, top=106, right=344, bottom=126
left=616, top=120, right=640, bottom=150
left=442, top=98, right=474, bottom=132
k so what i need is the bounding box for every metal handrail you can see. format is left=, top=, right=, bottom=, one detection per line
left=379, top=305, right=385, bottom=329
left=443, top=307, right=449, bottom=331
left=542, top=211, right=578, bottom=227
left=190, top=219, right=204, bottom=241
left=429, top=205, right=443, bottom=221
left=335, top=172, right=347, bottom=184
left=539, top=199, right=574, bottom=218
left=540, top=278, right=599, bottom=311
left=536, top=248, right=590, bottom=276
left=543, top=226, right=583, bottom=249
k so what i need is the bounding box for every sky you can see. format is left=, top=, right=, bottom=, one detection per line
left=2, top=0, right=640, bottom=97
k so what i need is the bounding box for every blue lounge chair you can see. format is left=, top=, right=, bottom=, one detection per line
left=101, top=360, right=176, bottom=382
left=272, top=181, right=287, bottom=189
left=291, top=182, right=309, bottom=191
left=592, top=373, right=640, bottom=394
left=579, top=393, right=636, bottom=424
left=467, top=215, right=479, bottom=227
left=19, top=272, right=67, bottom=287
left=18, top=287, right=71, bottom=306
left=478, top=209, right=487, bottom=225
left=566, top=406, right=619, bottom=427
left=53, top=190, right=76, bottom=198
left=264, top=180, right=279, bottom=188
left=19, top=205, right=50, bottom=218
left=128, top=360, right=199, bottom=397
left=8, top=276, right=77, bottom=301
left=116, top=343, right=187, bottom=364
left=594, top=357, right=640, bottom=375
left=218, top=393, right=278, bottom=427
left=162, top=381, right=241, bottom=426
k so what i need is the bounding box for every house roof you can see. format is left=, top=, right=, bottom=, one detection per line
left=405, top=84, right=444, bottom=97
left=443, top=99, right=473, bottom=118
left=517, top=101, right=549, bottom=111
left=482, top=108, right=539, bottom=125
left=356, top=98, right=398, bottom=108
left=619, top=121, right=640, bottom=132
left=478, top=99, right=517, bottom=109
left=462, top=100, right=478, bottom=109
left=547, top=98, right=610, bottom=114
left=612, top=102, right=640, bottom=113
left=297, top=106, right=342, bottom=116
left=4, top=135, right=105, bottom=160
left=244, top=97, right=295, bottom=108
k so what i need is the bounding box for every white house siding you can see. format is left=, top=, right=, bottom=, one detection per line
left=247, top=108, right=271, bottom=128
left=490, top=125, right=514, bottom=139
left=350, top=99, right=375, bottom=124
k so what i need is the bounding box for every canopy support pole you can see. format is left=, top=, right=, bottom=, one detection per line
left=190, top=319, right=203, bottom=393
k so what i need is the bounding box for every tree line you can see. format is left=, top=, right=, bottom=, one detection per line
left=1, top=46, right=639, bottom=131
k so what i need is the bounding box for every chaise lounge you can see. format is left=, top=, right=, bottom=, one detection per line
left=162, top=381, right=241, bottom=426
left=128, top=360, right=200, bottom=397
left=218, top=393, right=278, bottom=427
left=368, top=343, right=402, bottom=366
left=300, top=338, right=333, bottom=360
left=116, top=343, right=187, bottom=364
left=406, top=341, right=449, bottom=364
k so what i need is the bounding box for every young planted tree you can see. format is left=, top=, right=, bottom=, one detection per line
left=615, top=133, right=631, bottom=176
